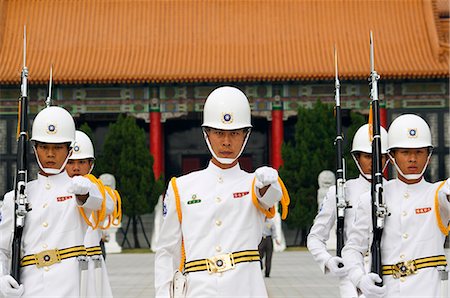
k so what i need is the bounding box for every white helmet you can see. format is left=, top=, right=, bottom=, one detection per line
left=202, top=86, right=252, bottom=165
left=351, top=124, right=388, bottom=180
left=388, top=114, right=433, bottom=151
left=388, top=114, right=433, bottom=180
left=202, top=86, right=252, bottom=130
left=71, top=131, right=95, bottom=160
left=31, top=106, right=76, bottom=175
left=31, top=106, right=75, bottom=146
left=99, top=173, right=116, bottom=190
left=351, top=124, right=388, bottom=154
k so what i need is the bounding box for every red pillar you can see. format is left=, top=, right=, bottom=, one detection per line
left=271, top=103, right=284, bottom=170
left=150, top=105, right=163, bottom=179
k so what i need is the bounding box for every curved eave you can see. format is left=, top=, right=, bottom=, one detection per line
left=1, top=72, right=449, bottom=85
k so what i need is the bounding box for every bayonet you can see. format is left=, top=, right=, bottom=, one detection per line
left=45, top=65, right=53, bottom=107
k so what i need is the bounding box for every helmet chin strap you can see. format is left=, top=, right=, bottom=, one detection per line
left=351, top=153, right=389, bottom=181
left=88, top=163, right=94, bottom=175
left=202, top=129, right=251, bottom=165
left=388, top=152, right=432, bottom=181
left=34, top=146, right=73, bottom=175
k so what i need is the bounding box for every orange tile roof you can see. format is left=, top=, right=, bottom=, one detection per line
left=0, top=0, right=448, bottom=85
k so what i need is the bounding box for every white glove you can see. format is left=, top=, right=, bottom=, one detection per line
left=440, top=178, right=450, bottom=196
left=255, top=166, right=278, bottom=189
left=326, top=256, right=348, bottom=277
left=68, top=176, right=93, bottom=195
left=357, top=273, right=386, bottom=298
left=0, top=275, right=24, bottom=298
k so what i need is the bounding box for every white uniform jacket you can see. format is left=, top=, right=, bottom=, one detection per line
left=307, top=175, right=372, bottom=297
left=155, top=162, right=282, bottom=297
left=343, top=178, right=450, bottom=297
left=0, top=171, right=104, bottom=297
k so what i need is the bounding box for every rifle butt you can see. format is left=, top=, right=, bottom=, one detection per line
left=336, top=217, right=345, bottom=257
left=11, top=227, right=23, bottom=283
left=370, top=231, right=383, bottom=286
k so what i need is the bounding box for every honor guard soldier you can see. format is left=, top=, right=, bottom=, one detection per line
left=155, top=86, right=290, bottom=297
left=258, top=217, right=280, bottom=278
left=307, top=124, right=388, bottom=297
left=0, top=107, right=107, bottom=297
left=342, top=114, right=450, bottom=297
left=66, top=130, right=114, bottom=298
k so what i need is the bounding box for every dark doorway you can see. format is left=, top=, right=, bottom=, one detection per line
left=165, top=117, right=268, bottom=180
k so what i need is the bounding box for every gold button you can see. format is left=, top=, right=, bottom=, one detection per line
left=43, top=203, right=48, bottom=209
left=45, top=183, right=51, bottom=190
left=42, top=222, right=48, bottom=228
left=44, top=266, right=49, bottom=272
left=400, top=254, right=405, bottom=259
left=216, top=197, right=221, bottom=203
left=215, top=246, right=222, bottom=252
left=403, top=193, right=409, bottom=198
left=402, top=211, right=407, bottom=216
left=215, top=220, right=222, bottom=226
left=403, top=233, right=408, bottom=239
left=400, top=277, right=406, bottom=282
left=42, top=244, right=48, bottom=249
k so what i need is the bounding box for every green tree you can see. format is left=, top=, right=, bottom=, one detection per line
left=78, top=123, right=93, bottom=140
left=96, top=115, right=159, bottom=248
left=280, top=100, right=335, bottom=245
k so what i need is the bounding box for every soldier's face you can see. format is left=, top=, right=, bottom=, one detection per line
left=390, top=148, right=429, bottom=176
left=207, top=128, right=247, bottom=161
left=356, top=152, right=387, bottom=175
left=35, top=142, right=70, bottom=170
left=356, top=152, right=372, bottom=174
left=66, top=159, right=93, bottom=177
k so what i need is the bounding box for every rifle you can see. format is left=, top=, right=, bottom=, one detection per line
left=11, top=26, right=31, bottom=283
left=334, top=46, right=346, bottom=259
left=369, top=31, right=388, bottom=285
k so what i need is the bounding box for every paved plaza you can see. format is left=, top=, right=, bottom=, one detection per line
left=107, top=250, right=340, bottom=297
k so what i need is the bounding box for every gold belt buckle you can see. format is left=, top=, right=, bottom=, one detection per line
left=392, top=260, right=417, bottom=278
left=206, top=253, right=235, bottom=274
left=34, top=249, right=61, bottom=268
